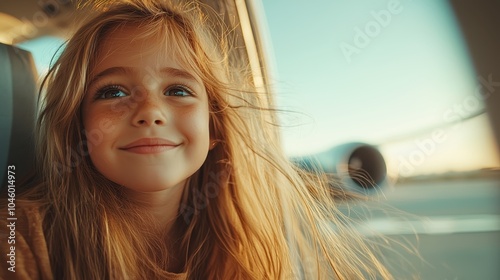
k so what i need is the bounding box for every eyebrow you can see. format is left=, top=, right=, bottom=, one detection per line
left=88, top=66, right=200, bottom=86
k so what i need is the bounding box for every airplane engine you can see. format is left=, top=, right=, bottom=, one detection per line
left=293, top=142, right=388, bottom=194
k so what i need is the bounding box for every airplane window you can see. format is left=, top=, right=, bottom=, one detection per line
left=262, top=0, right=500, bottom=178
left=261, top=0, right=500, bottom=279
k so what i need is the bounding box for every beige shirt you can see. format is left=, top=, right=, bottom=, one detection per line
left=1, top=206, right=186, bottom=280
left=1, top=206, right=52, bottom=280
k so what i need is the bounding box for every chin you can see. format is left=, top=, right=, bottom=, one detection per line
left=121, top=179, right=187, bottom=193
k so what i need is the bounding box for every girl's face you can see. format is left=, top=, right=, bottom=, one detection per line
left=82, top=24, right=211, bottom=193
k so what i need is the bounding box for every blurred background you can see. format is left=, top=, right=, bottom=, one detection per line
left=1, top=0, right=499, bottom=279
left=260, top=0, right=500, bottom=279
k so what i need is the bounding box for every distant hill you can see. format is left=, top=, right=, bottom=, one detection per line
left=397, top=168, right=500, bottom=184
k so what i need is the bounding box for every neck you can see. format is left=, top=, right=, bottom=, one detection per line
left=125, top=181, right=187, bottom=233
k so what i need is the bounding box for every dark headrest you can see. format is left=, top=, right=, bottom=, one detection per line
left=0, top=43, right=38, bottom=190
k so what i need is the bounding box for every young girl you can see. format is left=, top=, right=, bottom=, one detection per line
left=1, top=0, right=395, bottom=279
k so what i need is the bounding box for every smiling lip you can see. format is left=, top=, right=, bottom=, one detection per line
left=119, top=138, right=180, bottom=154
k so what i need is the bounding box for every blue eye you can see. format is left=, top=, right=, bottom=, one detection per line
left=95, top=86, right=127, bottom=99
left=165, top=86, right=193, bottom=97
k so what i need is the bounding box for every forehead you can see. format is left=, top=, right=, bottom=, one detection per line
left=90, top=23, right=201, bottom=80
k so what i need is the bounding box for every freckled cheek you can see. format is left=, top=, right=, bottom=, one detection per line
left=84, top=111, right=110, bottom=131
left=85, top=101, right=133, bottom=125
left=83, top=107, right=127, bottom=151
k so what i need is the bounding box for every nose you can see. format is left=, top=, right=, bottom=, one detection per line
left=131, top=93, right=168, bottom=127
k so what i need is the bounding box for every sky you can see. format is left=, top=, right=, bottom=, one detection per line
left=260, top=0, right=500, bottom=175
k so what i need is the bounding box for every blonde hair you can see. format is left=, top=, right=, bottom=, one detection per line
left=23, top=0, right=395, bottom=278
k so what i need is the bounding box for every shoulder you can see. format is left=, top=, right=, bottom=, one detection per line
left=0, top=203, right=53, bottom=279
